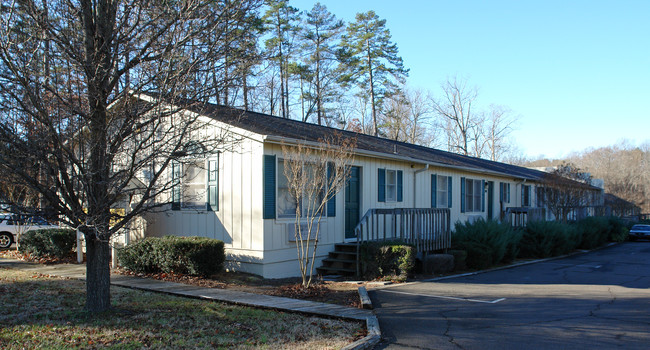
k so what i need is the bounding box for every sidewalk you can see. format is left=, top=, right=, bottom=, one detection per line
left=0, top=258, right=380, bottom=350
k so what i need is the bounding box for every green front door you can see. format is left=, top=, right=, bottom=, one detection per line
left=344, top=166, right=361, bottom=239
left=488, top=181, right=494, bottom=220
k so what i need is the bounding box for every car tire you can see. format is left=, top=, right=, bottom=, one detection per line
left=0, top=232, right=12, bottom=249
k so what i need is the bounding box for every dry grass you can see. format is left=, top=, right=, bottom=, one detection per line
left=0, top=267, right=364, bottom=349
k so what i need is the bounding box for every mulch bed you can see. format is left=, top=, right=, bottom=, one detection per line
left=0, top=249, right=362, bottom=308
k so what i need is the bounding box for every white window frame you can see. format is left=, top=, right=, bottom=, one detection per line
left=437, top=176, right=449, bottom=208
left=386, top=169, right=397, bottom=202
left=500, top=182, right=511, bottom=203
left=181, top=159, right=207, bottom=210
left=276, top=159, right=325, bottom=219
left=171, top=155, right=218, bottom=211
left=465, top=178, right=483, bottom=213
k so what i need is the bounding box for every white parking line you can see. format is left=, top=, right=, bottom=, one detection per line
left=380, top=289, right=506, bottom=304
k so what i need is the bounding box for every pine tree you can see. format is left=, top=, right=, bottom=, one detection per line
left=263, top=0, right=300, bottom=118
left=300, top=2, right=344, bottom=125
left=340, top=11, right=408, bottom=136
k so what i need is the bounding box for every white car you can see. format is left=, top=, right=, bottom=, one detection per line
left=629, top=224, right=650, bottom=241
left=0, top=214, right=59, bottom=249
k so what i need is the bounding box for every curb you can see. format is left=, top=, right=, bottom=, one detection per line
left=341, top=286, right=381, bottom=350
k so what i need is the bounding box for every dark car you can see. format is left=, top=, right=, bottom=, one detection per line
left=629, top=224, right=650, bottom=241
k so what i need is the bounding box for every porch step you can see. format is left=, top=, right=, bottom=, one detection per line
left=317, top=266, right=356, bottom=274
left=317, top=243, right=359, bottom=277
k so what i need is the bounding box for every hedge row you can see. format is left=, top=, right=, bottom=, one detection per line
left=117, top=236, right=225, bottom=277
left=359, top=241, right=415, bottom=281
left=452, top=216, right=628, bottom=270
left=452, top=219, right=520, bottom=270
left=19, top=229, right=76, bottom=258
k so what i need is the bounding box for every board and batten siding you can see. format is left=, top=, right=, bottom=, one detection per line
left=144, top=135, right=267, bottom=275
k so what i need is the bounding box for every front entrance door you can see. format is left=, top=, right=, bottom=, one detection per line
left=344, top=166, right=361, bottom=240
left=487, top=181, right=494, bottom=220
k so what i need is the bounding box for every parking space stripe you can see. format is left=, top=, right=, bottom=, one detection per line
left=379, top=289, right=506, bottom=304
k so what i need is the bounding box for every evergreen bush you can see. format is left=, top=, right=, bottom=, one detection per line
left=19, top=228, right=76, bottom=258
left=576, top=216, right=609, bottom=249
left=359, top=241, right=415, bottom=280
left=118, top=236, right=225, bottom=277
left=452, top=219, right=521, bottom=267
left=519, top=221, right=580, bottom=258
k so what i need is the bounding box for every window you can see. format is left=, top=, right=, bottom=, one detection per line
left=276, top=159, right=324, bottom=218
left=431, top=174, right=452, bottom=208
left=182, top=159, right=206, bottom=209
left=522, top=185, right=531, bottom=207
left=378, top=168, right=403, bottom=202
left=462, top=178, right=484, bottom=213
left=171, top=156, right=218, bottom=211
left=499, top=182, right=511, bottom=203
left=277, top=159, right=298, bottom=218
left=386, top=170, right=397, bottom=202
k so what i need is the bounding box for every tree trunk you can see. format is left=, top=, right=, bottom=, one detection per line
left=366, top=40, right=377, bottom=136
left=85, top=233, right=111, bottom=312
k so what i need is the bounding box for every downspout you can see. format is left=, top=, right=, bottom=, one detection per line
left=414, top=164, right=430, bottom=208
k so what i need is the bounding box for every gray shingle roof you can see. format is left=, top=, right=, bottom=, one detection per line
left=184, top=101, right=551, bottom=182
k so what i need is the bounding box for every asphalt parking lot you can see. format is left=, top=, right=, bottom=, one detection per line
left=370, top=242, right=650, bottom=350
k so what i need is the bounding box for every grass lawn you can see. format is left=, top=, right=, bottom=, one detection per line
left=0, top=267, right=364, bottom=349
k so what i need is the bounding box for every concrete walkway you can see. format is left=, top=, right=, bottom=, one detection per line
left=0, top=258, right=380, bottom=350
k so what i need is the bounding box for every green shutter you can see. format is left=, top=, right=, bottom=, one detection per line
left=171, top=161, right=181, bottom=211
left=447, top=176, right=453, bottom=208
left=397, top=170, right=403, bottom=202
left=431, top=174, right=437, bottom=208
left=263, top=155, right=276, bottom=219
left=481, top=180, right=486, bottom=212
left=460, top=177, right=466, bottom=213
left=499, top=183, right=504, bottom=202
left=326, top=162, right=335, bottom=217
left=378, top=168, right=385, bottom=202
left=207, top=157, right=218, bottom=211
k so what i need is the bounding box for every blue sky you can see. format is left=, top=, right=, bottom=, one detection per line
left=291, top=0, right=650, bottom=159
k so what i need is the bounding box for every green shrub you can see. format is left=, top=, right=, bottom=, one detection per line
left=359, top=241, right=415, bottom=280
left=452, top=219, right=521, bottom=266
left=19, top=228, right=76, bottom=258
left=448, top=249, right=467, bottom=271
left=518, top=221, right=581, bottom=259
left=118, top=236, right=225, bottom=277
left=453, top=241, right=493, bottom=270
left=605, top=216, right=627, bottom=242
left=576, top=216, right=609, bottom=249
left=116, top=238, right=158, bottom=273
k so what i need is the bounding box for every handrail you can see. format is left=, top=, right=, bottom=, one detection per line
left=354, top=208, right=451, bottom=276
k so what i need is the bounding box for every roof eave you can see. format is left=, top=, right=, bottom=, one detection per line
left=264, top=135, right=531, bottom=181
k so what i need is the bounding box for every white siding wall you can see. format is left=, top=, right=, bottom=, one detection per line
left=144, top=133, right=266, bottom=274
left=258, top=146, right=546, bottom=278
left=145, top=133, right=544, bottom=279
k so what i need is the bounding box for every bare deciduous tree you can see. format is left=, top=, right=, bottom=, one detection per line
left=432, top=77, right=478, bottom=155
left=539, top=163, right=595, bottom=222
left=281, top=133, right=355, bottom=288
left=0, top=0, right=261, bottom=312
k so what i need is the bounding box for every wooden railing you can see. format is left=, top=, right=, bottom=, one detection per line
left=504, top=207, right=546, bottom=227
left=354, top=208, right=451, bottom=276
